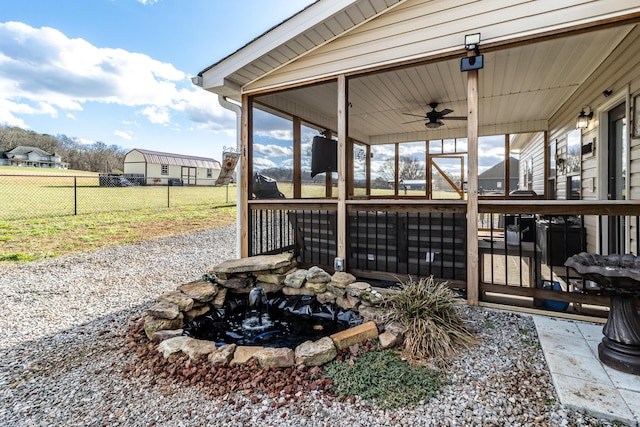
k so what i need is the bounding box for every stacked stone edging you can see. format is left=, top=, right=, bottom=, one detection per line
left=143, top=254, right=406, bottom=368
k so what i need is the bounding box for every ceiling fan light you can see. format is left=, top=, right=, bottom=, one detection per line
left=425, top=121, right=441, bottom=129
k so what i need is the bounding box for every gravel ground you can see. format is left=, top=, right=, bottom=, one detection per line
left=0, top=226, right=621, bottom=426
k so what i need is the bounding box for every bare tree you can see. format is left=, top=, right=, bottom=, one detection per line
left=377, top=155, right=425, bottom=182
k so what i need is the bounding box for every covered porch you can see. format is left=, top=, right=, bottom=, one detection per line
left=196, top=1, right=640, bottom=320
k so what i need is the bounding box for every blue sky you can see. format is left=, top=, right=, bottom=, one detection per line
left=0, top=0, right=313, bottom=159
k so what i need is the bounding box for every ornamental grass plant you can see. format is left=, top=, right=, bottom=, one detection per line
left=386, top=276, right=477, bottom=366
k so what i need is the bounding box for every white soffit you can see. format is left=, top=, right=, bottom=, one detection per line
left=252, top=24, right=634, bottom=145
left=201, top=0, right=405, bottom=98
left=242, top=1, right=640, bottom=95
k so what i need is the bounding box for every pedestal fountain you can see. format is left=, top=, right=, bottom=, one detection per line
left=565, top=253, right=640, bottom=375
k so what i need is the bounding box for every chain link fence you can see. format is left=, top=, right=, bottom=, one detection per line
left=0, top=174, right=237, bottom=220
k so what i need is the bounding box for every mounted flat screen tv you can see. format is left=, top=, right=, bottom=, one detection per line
left=310, top=136, right=337, bottom=178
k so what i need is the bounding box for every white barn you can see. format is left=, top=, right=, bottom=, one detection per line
left=123, top=148, right=221, bottom=186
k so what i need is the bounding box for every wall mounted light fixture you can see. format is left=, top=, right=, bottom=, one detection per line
left=461, top=33, right=484, bottom=72
left=576, top=106, right=593, bottom=129
left=464, top=33, right=481, bottom=52
left=556, top=156, right=566, bottom=173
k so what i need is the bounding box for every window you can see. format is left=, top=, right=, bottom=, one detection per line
left=568, top=175, right=581, bottom=200
left=207, top=168, right=212, bottom=178
left=370, top=144, right=396, bottom=196
left=566, top=129, right=581, bottom=175
left=251, top=108, right=294, bottom=198
left=161, top=164, right=168, bottom=175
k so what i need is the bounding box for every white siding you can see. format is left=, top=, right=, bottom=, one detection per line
left=518, top=132, right=545, bottom=196
left=123, top=162, right=146, bottom=175
left=518, top=25, right=640, bottom=253
left=123, top=150, right=147, bottom=175
left=547, top=25, right=640, bottom=204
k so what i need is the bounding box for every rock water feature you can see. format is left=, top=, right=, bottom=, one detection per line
left=182, top=287, right=363, bottom=349
left=143, top=253, right=405, bottom=369
left=565, top=252, right=640, bottom=375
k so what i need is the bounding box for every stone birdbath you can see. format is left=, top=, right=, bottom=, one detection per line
left=565, top=253, right=640, bottom=375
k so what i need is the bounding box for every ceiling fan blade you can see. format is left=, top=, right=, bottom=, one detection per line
left=402, top=119, right=425, bottom=124
left=443, top=116, right=467, bottom=120
left=439, top=108, right=454, bottom=116
left=402, top=113, right=426, bottom=118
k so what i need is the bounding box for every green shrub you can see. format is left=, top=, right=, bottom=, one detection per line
left=324, top=349, right=446, bottom=409
left=386, top=276, right=477, bottom=365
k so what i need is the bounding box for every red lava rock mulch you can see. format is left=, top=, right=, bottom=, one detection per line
left=122, top=318, right=376, bottom=405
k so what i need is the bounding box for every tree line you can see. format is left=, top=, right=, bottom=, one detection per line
left=0, top=125, right=127, bottom=173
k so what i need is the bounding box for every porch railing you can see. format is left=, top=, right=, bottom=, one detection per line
left=248, top=200, right=336, bottom=263
left=249, top=198, right=640, bottom=318
left=346, top=200, right=467, bottom=285
left=249, top=199, right=467, bottom=285
left=479, top=200, right=640, bottom=317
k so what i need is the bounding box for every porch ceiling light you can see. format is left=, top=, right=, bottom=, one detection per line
left=576, top=106, right=593, bottom=129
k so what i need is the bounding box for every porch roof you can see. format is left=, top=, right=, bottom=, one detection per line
left=197, top=1, right=640, bottom=145
left=197, top=0, right=403, bottom=98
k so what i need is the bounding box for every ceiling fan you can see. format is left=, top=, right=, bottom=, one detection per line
left=402, top=102, right=466, bottom=128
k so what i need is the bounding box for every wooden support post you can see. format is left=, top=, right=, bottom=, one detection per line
left=466, top=67, right=480, bottom=305
left=337, top=75, right=348, bottom=264
left=325, top=130, right=333, bottom=197
left=394, top=143, right=400, bottom=196
left=504, top=134, right=510, bottom=195
left=293, top=116, right=302, bottom=199
left=425, top=141, right=429, bottom=197
left=365, top=144, right=371, bottom=196
left=543, top=130, right=549, bottom=193
left=347, top=138, right=354, bottom=197
left=241, top=94, right=251, bottom=258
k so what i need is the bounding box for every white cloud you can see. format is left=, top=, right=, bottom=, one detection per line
left=253, top=143, right=293, bottom=158
left=255, top=129, right=293, bottom=141
left=253, top=157, right=277, bottom=170
left=0, top=21, right=234, bottom=131
left=371, top=144, right=395, bottom=160
left=141, top=106, right=170, bottom=125
left=114, top=130, right=133, bottom=140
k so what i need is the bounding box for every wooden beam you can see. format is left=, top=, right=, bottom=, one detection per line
left=466, top=64, right=480, bottom=306
left=337, top=75, right=348, bottom=264
left=241, top=94, right=251, bottom=258
left=293, top=116, right=302, bottom=199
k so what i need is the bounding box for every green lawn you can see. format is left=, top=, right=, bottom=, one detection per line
left=0, top=171, right=237, bottom=220
left=0, top=204, right=237, bottom=265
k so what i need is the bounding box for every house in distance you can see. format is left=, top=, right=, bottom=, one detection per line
left=123, top=148, right=221, bottom=186
left=0, top=146, right=69, bottom=169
